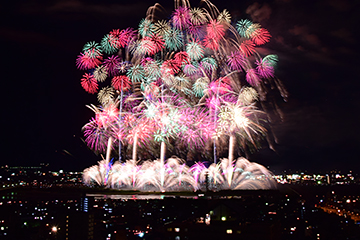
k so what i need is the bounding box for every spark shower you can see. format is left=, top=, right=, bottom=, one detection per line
left=77, top=0, right=287, bottom=191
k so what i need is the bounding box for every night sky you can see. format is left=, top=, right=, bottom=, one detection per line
left=1, top=0, right=359, bottom=172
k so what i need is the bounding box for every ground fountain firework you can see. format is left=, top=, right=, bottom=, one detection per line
left=83, top=157, right=276, bottom=191
left=77, top=0, right=287, bottom=191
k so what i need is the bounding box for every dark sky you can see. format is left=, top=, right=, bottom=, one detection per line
left=1, top=0, right=359, bottom=173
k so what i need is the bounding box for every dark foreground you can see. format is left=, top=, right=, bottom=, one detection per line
left=0, top=185, right=359, bottom=240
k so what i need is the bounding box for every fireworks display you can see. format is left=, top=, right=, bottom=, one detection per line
left=76, top=0, right=287, bottom=191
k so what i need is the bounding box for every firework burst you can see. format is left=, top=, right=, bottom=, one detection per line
left=186, top=40, right=205, bottom=61
left=112, top=75, right=131, bottom=92
left=164, top=28, right=184, bottom=51
left=139, top=19, right=154, bottom=38
left=153, top=20, right=171, bottom=36
left=81, top=73, right=98, bottom=94
left=101, top=34, right=118, bottom=55
left=103, top=56, right=121, bottom=76
left=97, top=86, right=115, bottom=106
left=190, top=8, right=207, bottom=25
left=172, top=6, right=191, bottom=30
left=93, top=65, right=108, bottom=82
left=127, top=64, right=145, bottom=83
left=76, top=52, right=102, bottom=70
left=236, top=19, right=253, bottom=38
left=217, top=9, right=231, bottom=24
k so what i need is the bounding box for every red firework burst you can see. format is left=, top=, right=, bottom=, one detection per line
left=161, top=60, right=181, bottom=76
left=76, top=52, right=102, bottom=70
left=81, top=73, right=98, bottom=94
left=239, top=40, right=256, bottom=57
left=150, top=33, right=165, bottom=53
left=127, top=120, right=154, bottom=146
left=174, top=51, right=190, bottom=66
left=251, top=28, right=271, bottom=46
left=112, top=75, right=132, bottom=92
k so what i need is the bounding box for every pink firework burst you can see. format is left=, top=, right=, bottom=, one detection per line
left=251, top=28, right=271, bottom=46
left=103, top=55, right=121, bottom=76
left=83, top=118, right=114, bottom=153
left=255, top=59, right=274, bottom=79
left=109, top=29, right=128, bottom=48
left=200, top=120, right=215, bottom=140
left=193, top=108, right=213, bottom=140
left=81, top=73, right=98, bottom=94
left=95, top=108, right=118, bottom=129
left=182, top=128, right=204, bottom=148
left=239, top=40, right=256, bottom=57
left=112, top=75, right=132, bottom=92
left=177, top=109, right=202, bottom=149
left=246, top=68, right=261, bottom=86
left=227, top=51, right=246, bottom=71
left=209, top=77, right=232, bottom=95
left=76, top=52, right=102, bottom=70
left=206, top=19, right=225, bottom=40
left=122, top=27, right=138, bottom=43
left=179, top=107, right=214, bottom=149
left=206, top=96, right=221, bottom=109
left=140, top=57, right=155, bottom=66
left=172, top=6, right=191, bottom=30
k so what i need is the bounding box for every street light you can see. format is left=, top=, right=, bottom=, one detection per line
left=51, top=226, right=57, bottom=233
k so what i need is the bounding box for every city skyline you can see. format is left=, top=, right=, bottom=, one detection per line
left=1, top=0, right=359, bottom=172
